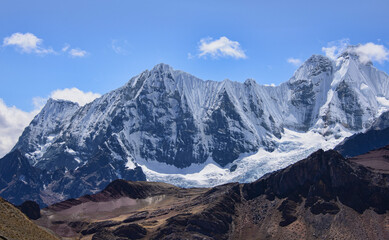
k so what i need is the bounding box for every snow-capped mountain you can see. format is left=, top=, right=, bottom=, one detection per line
left=3, top=47, right=389, bottom=205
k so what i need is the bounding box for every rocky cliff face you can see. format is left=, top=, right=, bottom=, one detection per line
left=2, top=47, right=389, bottom=205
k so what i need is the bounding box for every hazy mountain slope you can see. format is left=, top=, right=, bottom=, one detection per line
left=335, top=111, right=389, bottom=157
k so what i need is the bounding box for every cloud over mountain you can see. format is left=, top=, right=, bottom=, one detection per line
left=198, top=36, right=247, bottom=59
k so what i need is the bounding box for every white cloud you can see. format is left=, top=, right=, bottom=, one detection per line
left=187, top=52, right=194, bottom=59
left=0, top=99, right=40, bottom=158
left=351, top=43, right=389, bottom=64
left=50, top=88, right=100, bottom=106
left=32, top=96, right=47, bottom=109
left=3, top=33, right=89, bottom=57
left=322, top=38, right=350, bottom=60
left=198, top=36, right=247, bottom=59
left=61, top=43, right=88, bottom=57
left=3, top=33, right=40, bottom=52
left=111, top=39, right=130, bottom=55
left=322, top=39, right=389, bottom=64
left=3, top=32, right=55, bottom=55
left=62, top=43, right=70, bottom=52
left=287, top=58, right=302, bottom=66
left=69, top=48, right=87, bottom=57
left=322, top=46, right=337, bottom=60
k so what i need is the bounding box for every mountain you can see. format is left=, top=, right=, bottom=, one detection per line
left=335, top=111, right=389, bottom=157
left=0, top=197, right=58, bottom=240
left=0, top=148, right=146, bottom=207
left=3, top=47, right=389, bottom=206
left=0, top=149, right=45, bottom=205
left=35, top=148, right=389, bottom=240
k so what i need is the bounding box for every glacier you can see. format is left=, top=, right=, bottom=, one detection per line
left=139, top=127, right=352, bottom=187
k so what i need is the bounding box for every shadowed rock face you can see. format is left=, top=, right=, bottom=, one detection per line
left=17, top=200, right=41, bottom=220
left=35, top=147, right=389, bottom=240
left=288, top=79, right=316, bottom=131
left=205, top=90, right=258, bottom=166
left=336, top=81, right=364, bottom=130
left=0, top=150, right=46, bottom=206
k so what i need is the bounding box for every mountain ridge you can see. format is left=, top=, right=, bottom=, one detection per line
left=17, top=53, right=389, bottom=168
left=2, top=49, right=389, bottom=206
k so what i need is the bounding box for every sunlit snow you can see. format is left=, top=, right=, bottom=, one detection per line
left=139, top=127, right=352, bottom=187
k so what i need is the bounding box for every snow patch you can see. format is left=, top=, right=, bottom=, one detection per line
left=377, top=96, right=389, bottom=107
left=65, top=147, right=76, bottom=155
left=137, top=157, right=223, bottom=175
left=125, top=157, right=136, bottom=170
left=360, top=83, right=369, bottom=90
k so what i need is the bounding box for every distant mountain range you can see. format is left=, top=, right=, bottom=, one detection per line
left=2, top=46, right=389, bottom=206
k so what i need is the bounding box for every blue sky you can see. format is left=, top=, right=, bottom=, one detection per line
left=1, top=0, right=389, bottom=156
left=1, top=0, right=389, bottom=111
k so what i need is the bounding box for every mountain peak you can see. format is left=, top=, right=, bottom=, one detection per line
left=37, top=98, right=79, bottom=119
left=45, top=98, right=79, bottom=107
left=338, top=46, right=360, bottom=59
left=304, top=54, right=332, bottom=67
left=244, top=78, right=257, bottom=86
left=336, top=45, right=374, bottom=66
left=289, top=54, right=333, bottom=83
left=151, top=63, right=174, bottom=73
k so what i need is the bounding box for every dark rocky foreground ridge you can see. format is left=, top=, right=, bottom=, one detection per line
left=34, top=147, right=389, bottom=240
